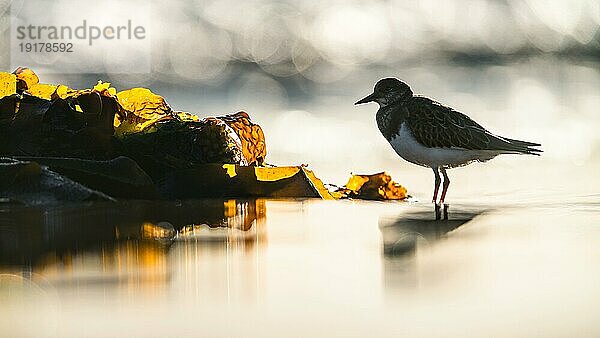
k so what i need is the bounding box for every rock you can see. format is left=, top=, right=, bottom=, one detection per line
left=0, top=92, right=117, bottom=159
left=157, top=164, right=336, bottom=199
left=0, top=157, right=114, bottom=206
left=16, top=156, right=158, bottom=199
left=117, top=118, right=247, bottom=179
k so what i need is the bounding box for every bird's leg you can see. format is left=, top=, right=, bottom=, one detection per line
left=440, top=168, right=450, bottom=220
left=432, top=167, right=441, bottom=203
left=439, top=168, right=450, bottom=204
left=443, top=203, right=449, bottom=221
left=432, top=167, right=442, bottom=220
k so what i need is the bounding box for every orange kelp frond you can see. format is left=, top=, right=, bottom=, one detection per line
left=209, top=112, right=267, bottom=166
left=340, top=172, right=408, bottom=200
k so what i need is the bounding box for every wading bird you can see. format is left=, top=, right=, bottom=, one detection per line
left=355, top=78, right=541, bottom=219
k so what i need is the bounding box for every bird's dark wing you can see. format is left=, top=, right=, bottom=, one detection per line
left=405, top=97, right=541, bottom=154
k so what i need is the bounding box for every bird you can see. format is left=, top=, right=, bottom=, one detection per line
left=355, top=78, right=541, bottom=219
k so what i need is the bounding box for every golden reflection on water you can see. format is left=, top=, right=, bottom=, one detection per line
left=0, top=199, right=268, bottom=294
left=173, top=199, right=268, bottom=304
left=2, top=198, right=600, bottom=337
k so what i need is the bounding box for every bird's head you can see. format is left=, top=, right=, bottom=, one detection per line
left=355, top=78, right=413, bottom=107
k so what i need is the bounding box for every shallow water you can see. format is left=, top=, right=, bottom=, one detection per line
left=1, top=195, right=599, bottom=337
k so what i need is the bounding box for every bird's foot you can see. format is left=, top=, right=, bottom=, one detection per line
left=434, top=203, right=449, bottom=221
left=443, top=203, right=449, bottom=220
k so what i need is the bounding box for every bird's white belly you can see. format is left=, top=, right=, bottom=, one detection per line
left=389, top=123, right=497, bottom=168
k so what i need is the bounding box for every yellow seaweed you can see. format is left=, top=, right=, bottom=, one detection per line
left=0, top=72, right=16, bottom=99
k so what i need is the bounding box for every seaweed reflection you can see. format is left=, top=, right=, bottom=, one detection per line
left=0, top=199, right=266, bottom=289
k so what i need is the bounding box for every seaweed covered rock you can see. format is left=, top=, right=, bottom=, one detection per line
left=117, top=118, right=248, bottom=178
left=205, top=112, right=266, bottom=166
left=113, top=87, right=267, bottom=175
left=0, top=68, right=410, bottom=201
left=158, top=165, right=336, bottom=199
left=0, top=68, right=266, bottom=170
left=0, top=157, right=114, bottom=205
left=0, top=75, right=121, bottom=159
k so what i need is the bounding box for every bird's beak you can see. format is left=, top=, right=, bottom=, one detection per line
left=355, top=92, right=376, bottom=105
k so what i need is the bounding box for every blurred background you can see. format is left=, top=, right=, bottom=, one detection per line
left=1, top=0, right=599, bottom=196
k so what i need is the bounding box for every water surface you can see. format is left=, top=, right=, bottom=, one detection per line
left=1, top=196, right=599, bottom=337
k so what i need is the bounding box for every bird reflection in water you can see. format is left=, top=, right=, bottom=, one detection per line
left=379, top=207, right=482, bottom=292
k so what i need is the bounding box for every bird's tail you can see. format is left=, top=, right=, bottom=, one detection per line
left=505, top=138, right=542, bottom=156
